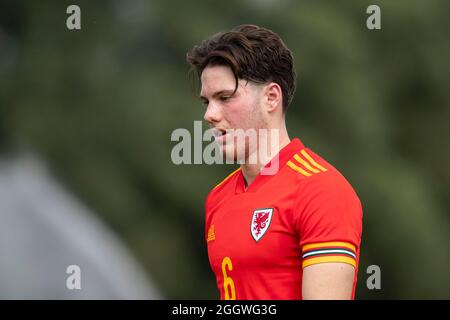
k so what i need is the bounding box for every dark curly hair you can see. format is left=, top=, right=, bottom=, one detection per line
left=186, top=24, right=297, bottom=113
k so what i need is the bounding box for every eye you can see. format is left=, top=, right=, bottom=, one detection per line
left=201, top=99, right=209, bottom=106
left=220, top=96, right=231, bottom=102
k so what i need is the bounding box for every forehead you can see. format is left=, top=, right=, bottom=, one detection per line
left=200, top=65, right=236, bottom=96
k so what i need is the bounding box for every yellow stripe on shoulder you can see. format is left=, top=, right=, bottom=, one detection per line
left=293, top=154, right=320, bottom=173
left=213, top=167, right=241, bottom=190
left=287, top=149, right=328, bottom=178
left=287, top=161, right=311, bottom=177
left=300, top=149, right=327, bottom=172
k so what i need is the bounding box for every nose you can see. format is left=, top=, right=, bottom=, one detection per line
left=203, top=102, right=222, bottom=124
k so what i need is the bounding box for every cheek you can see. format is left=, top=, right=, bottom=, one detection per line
left=224, top=99, right=257, bottom=127
left=222, top=104, right=243, bottom=126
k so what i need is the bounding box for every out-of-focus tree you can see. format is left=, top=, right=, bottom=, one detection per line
left=1, top=0, right=449, bottom=298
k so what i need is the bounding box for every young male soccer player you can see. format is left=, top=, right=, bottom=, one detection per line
left=187, top=24, right=363, bottom=300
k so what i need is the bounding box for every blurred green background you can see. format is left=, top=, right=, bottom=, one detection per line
left=1, top=0, right=449, bottom=299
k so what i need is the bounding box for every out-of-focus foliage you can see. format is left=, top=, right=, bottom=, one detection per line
left=1, top=0, right=449, bottom=298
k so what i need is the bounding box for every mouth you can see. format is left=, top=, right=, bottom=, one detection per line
left=212, top=128, right=229, bottom=142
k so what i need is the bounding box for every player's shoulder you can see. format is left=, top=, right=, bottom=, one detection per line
left=284, top=147, right=362, bottom=219
left=284, top=147, right=333, bottom=181
left=284, top=147, right=357, bottom=196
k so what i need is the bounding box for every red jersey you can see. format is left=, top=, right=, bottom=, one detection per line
left=205, top=138, right=363, bottom=300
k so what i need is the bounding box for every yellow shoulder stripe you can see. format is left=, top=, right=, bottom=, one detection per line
left=287, top=149, right=328, bottom=177
left=213, top=167, right=241, bottom=190
left=293, top=154, right=320, bottom=173
left=300, top=149, right=327, bottom=172
left=287, top=161, right=311, bottom=177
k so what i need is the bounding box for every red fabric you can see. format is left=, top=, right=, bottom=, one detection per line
left=205, top=138, right=363, bottom=300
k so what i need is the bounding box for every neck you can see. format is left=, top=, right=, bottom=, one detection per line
left=241, top=125, right=290, bottom=189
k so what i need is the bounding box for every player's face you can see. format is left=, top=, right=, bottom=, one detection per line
left=200, top=65, right=267, bottom=162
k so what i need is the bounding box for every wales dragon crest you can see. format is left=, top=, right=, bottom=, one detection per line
left=250, top=208, right=274, bottom=242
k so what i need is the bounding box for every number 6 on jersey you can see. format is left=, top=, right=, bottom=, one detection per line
left=221, top=256, right=236, bottom=300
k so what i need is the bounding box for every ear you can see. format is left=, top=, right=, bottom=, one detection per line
left=264, top=82, right=283, bottom=114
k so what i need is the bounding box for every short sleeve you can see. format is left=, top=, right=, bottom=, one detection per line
left=294, top=174, right=363, bottom=269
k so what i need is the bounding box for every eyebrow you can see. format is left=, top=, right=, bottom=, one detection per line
left=199, top=89, right=235, bottom=101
